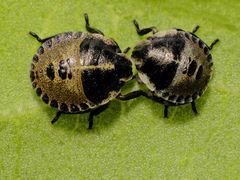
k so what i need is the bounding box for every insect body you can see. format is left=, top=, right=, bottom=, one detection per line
left=30, top=14, right=135, bottom=129
left=131, top=20, right=219, bottom=117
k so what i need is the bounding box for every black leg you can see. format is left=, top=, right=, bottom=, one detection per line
left=209, top=39, right=219, bottom=50
left=88, top=113, right=94, bottom=130
left=117, top=90, right=148, bottom=101
left=88, top=104, right=108, bottom=129
left=192, top=25, right=200, bottom=34
left=123, top=47, right=131, bottom=54
left=51, top=111, right=62, bottom=124
left=164, top=106, right=168, bottom=118
left=29, top=31, right=55, bottom=43
left=84, top=13, right=104, bottom=35
left=119, top=90, right=171, bottom=118
left=141, top=92, right=170, bottom=117
left=133, top=19, right=158, bottom=36
left=191, top=101, right=198, bottom=114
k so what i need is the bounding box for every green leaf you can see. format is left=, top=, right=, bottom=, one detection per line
left=1, top=0, right=239, bottom=179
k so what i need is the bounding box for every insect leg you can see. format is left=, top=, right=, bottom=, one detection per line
left=88, top=104, right=108, bottom=129
left=191, top=101, right=198, bottom=114
left=164, top=106, right=168, bottom=118
left=140, top=92, right=171, bottom=118
left=51, top=111, right=63, bottom=124
left=192, top=25, right=200, bottom=34
left=123, top=47, right=131, bottom=54
left=117, top=90, right=148, bottom=101
left=29, top=31, right=55, bottom=43
left=118, top=90, right=172, bottom=118
left=133, top=19, right=158, bottom=36
left=209, top=39, right=220, bottom=50
left=84, top=13, right=104, bottom=35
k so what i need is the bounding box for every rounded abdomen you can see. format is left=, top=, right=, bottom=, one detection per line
left=30, top=32, right=126, bottom=113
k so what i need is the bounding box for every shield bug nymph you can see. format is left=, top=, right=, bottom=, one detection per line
left=130, top=19, right=219, bottom=117
left=29, top=13, right=140, bottom=129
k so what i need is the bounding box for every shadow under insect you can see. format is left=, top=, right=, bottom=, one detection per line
left=45, top=100, right=122, bottom=132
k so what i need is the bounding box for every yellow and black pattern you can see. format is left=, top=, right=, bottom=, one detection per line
left=30, top=32, right=132, bottom=113
left=132, top=29, right=213, bottom=105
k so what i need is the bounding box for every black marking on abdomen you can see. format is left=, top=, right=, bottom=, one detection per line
left=54, top=35, right=61, bottom=43
left=32, top=54, right=39, bottom=63
left=68, top=72, right=72, bottom=79
left=81, top=68, right=120, bottom=104
left=191, top=35, right=198, bottom=43
left=140, top=57, right=178, bottom=90
left=42, top=94, right=49, bottom=104
left=36, top=88, right=42, bottom=96
left=70, top=104, right=79, bottom=112
left=44, top=39, right=52, bottom=48
left=64, top=32, right=73, bottom=39
left=168, top=95, right=177, bottom=101
left=198, top=40, right=204, bottom=49
left=207, top=54, right=212, bottom=62
left=32, top=82, right=37, bottom=89
left=50, top=100, right=58, bottom=108
left=74, top=32, right=82, bottom=39
left=58, top=60, right=67, bottom=80
left=30, top=71, right=35, bottom=82
left=204, top=47, right=209, bottom=55
left=38, top=46, right=44, bottom=55
left=79, top=103, right=89, bottom=111
left=46, top=63, right=55, bottom=80
left=60, top=103, right=68, bottom=112
left=176, top=95, right=184, bottom=103
left=187, top=60, right=197, bottom=76
left=196, top=65, right=203, bottom=80
left=31, top=63, right=35, bottom=70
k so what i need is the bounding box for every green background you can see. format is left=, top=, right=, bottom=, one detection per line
left=1, top=0, right=239, bottom=179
